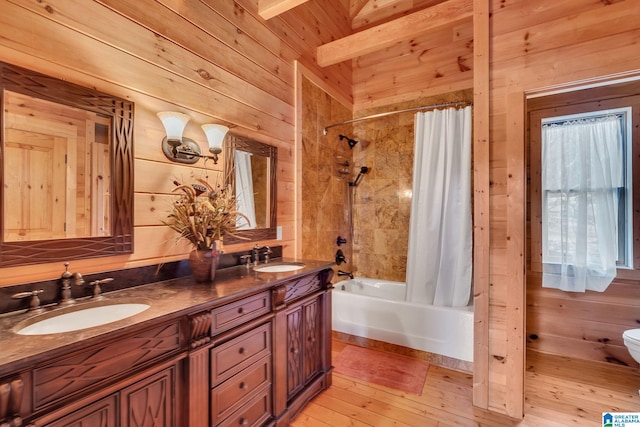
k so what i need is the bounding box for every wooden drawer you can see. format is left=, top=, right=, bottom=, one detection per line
left=211, top=355, right=271, bottom=425
left=217, top=384, right=271, bottom=427
left=212, top=291, right=271, bottom=335
left=210, top=323, right=271, bottom=385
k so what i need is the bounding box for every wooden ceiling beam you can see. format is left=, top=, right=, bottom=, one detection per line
left=258, top=0, right=310, bottom=20
left=317, top=0, right=472, bottom=67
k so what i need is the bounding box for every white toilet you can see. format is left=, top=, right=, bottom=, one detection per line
left=623, top=328, right=640, bottom=396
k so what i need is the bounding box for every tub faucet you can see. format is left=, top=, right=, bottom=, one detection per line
left=60, top=262, right=84, bottom=305
left=337, top=270, right=353, bottom=279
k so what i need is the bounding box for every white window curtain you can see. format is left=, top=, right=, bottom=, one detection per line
left=405, top=106, right=472, bottom=307
left=542, top=115, right=623, bottom=292
left=234, top=150, right=256, bottom=230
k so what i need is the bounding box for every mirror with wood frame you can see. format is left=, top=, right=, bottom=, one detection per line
left=0, top=61, right=134, bottom=267
left=223, top=134, right=277, bottom=244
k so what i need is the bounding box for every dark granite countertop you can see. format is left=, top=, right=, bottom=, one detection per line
left=0, top=258, right=334, bottom=376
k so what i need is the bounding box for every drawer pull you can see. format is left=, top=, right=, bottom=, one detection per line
left=239, top=347, right=245, bottom=355
left=239, top=417, right=249, bottom=426
left=291, top=348, right=299, bottom=355
left=238, top=307, right=245, bottom=314
left=239, top=381, right=248, bottom=390
left=308, top=336, right=316, bottom=343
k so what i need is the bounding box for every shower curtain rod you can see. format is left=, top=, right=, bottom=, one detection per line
left=322, top=101, right=472, bottom=135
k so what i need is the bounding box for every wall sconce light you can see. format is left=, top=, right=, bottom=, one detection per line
left=157, top=112, right=229, bottom=165
left=201, top=124, right=229, bottom=165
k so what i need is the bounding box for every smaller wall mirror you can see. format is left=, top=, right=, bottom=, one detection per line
left=0, top=62, right=134, bottom=267
left=223, top=134, right=277, bottom=244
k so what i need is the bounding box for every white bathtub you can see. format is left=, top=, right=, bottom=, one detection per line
left=332, top=277, right=474, bottom=362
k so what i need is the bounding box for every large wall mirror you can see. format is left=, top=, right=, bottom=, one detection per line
left=0, top=62, right=134, bottom=267
left=223, top=134, right=277, bottom=244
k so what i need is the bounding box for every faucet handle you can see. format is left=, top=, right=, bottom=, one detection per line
left=61, top=261, right=72, bottom=279
left=263, top=246, right=272, bottom=263
left=240, top=254, right=252, bottom=267
left=88, top=278, right=113, bottom=298
left=12, top=289, right=44, bottom=311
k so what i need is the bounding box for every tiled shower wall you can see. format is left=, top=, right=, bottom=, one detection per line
left=302, top=76, right=472, bottom=282
left=351, top=90, right=473, bottom=282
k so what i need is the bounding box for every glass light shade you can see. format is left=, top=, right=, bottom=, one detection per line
left=157, top=112, right=190, bottom=141
left=201, top=124, right=229, bottom=153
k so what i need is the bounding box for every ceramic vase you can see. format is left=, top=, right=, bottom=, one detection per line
left=188, top=242, right=219, bottom=282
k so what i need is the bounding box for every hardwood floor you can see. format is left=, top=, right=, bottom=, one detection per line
left=291, top=339, right=640, bottom=426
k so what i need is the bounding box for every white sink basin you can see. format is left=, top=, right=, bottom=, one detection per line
left=254, top=263, right=305, bottom=273
left=16, top=303, right=150, bottom=335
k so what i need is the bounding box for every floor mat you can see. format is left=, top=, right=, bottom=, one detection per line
left=333, top=345, right=429, bottom=395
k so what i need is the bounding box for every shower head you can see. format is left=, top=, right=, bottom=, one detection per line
left=339, top=134, right=358, bottom=149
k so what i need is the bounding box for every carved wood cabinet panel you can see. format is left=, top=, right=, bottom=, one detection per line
left=43, top=395, right=117, bottom=427
left=286, top=295, right=322, bottom=401
left=121, top=366, right=175, bottom=427
left=31, top=363, right=179, bottom=427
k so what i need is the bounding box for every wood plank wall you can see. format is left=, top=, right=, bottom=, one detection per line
left=484, top=0, right=640, bottom=418
left=0, top=0, right=351, bottom=286
left=2, top=0, right=640, bottom=421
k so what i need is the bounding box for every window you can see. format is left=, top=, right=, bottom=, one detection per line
left=528, top=83, right=640, bottom=291
left=540, top=109, right=630, bottom=292
left=542, top=108, right=632, bottom=269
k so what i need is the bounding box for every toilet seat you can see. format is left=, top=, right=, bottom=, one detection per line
left=623, top=328, right=640, bottom=344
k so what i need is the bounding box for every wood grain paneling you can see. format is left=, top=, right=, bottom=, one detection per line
left=0, top=0, right=349, bottom=285
left=484, top=0, right=640, bottom=418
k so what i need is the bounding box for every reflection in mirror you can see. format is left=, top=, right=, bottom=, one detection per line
left=0, top=61, right=134, bottom=267
left=224, top=134, right=277, bottom=244
left=4, top=91, right=112, bottom=241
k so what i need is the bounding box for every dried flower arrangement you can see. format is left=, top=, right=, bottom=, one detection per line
left=163, top=178, right=248, bottom=251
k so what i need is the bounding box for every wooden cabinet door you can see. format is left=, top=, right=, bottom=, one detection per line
left=41, top=395, right=117, bottom=427
left=286, top=304, right=303, bottom=399
left=121, top=366, right=175, bottom=427
left=286, top=295, right=323, bottom=400
left=302, top=297, right=321, bottom=383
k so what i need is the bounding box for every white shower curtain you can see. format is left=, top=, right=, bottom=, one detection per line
left=235, top=150, right=257, bottom=230
left=406, top=106, right=472, bottom=307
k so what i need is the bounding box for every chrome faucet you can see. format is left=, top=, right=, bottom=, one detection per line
left=60, top=262, right=84, bottom=305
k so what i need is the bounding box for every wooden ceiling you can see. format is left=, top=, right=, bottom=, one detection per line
left=259, top=0, right=450, bottom=28
left=259, top=0, right=471, bottom=67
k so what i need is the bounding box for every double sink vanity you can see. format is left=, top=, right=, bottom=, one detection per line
left=0, top=259, right=335, bottom=427
left=0, top=60, right=333, bottom=427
